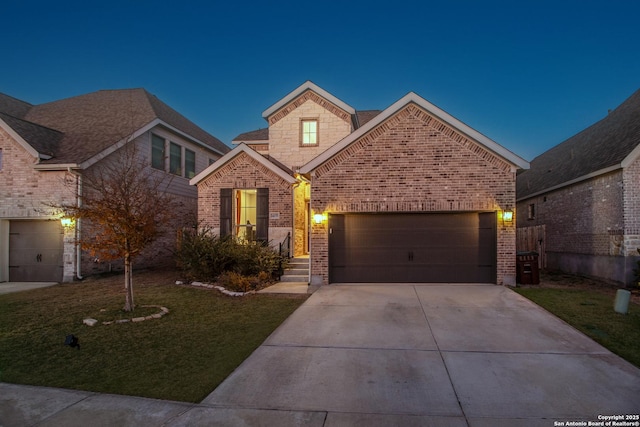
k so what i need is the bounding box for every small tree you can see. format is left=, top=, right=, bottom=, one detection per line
left=58, top=145, right=176, bottom=311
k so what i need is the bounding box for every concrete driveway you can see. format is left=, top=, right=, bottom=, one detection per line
left=2, top=284, right=639, bottom=426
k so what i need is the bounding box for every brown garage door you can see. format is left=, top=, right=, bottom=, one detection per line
left=329, top=212, right=496, bottom=283
left=9, top=220, right=64, bottom=282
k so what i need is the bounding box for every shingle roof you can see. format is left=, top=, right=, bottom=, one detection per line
left=0, top=89, right=229, bottom=165
left=517, top=89, right=640, bottom=200
left=0, top=93, right=32, bottom=118
left=0, top=112, right=63, bottom=157
left=233, top=128, right=269, bottom=142
left=355, top=110, right=381, bottom=127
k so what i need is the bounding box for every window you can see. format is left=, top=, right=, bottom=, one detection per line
left=151, top=134, right=165, bottom=170
left=528, top=203, right=536, bottom=220
left=220, top=188, right=269, bottom=242
left=301, top=119, right=318, bottom=146
left=0, top=148, right=3, bottom=170
left=169, top=142, right=182, bottom=175
left=185, top=149, right=196, bottom=178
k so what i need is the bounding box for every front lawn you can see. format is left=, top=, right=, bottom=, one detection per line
left=0, top=269, right=307, bottom=402
left=515, top=274, right=640, bottom=368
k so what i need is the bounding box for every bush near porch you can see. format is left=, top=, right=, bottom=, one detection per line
left=175, top=228, right=288, bottom=292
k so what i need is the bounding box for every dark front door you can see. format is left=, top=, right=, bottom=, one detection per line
left=329, top=212, right=496, bottom=283
left=9, top=220, right=64, bottom=282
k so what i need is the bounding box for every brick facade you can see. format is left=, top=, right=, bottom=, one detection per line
left=196, top=151, right=294, bottom=248
left=0, top=128, right=78, bottom=281
left=310, top=104, right=517, bottom=286
left=1, top=126, right=220, bottom=282
left=516, top=168, right=640, bottom=284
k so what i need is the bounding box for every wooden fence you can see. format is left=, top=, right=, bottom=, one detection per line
left=516, top=225, right=546, bottom=269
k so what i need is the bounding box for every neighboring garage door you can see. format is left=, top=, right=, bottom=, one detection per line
left=9, top=220, right=64, bottom=282
left=329, top=212, right=496, bottom=283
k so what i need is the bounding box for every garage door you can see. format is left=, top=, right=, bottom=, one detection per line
left=9, top=220, right=64, bottom=282
left=329, top=212, right=496, bottom=283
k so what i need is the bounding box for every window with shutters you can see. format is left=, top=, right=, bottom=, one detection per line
left=220, top=188, right=269, bottom=242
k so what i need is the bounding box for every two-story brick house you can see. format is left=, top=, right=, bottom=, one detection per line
left=516, top=88, right=640, bottom=285
left=191, top=81, right=528, bottom=287
left=0, top=89, right=229, bottom=282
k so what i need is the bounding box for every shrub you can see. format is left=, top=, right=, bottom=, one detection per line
left=175, top=228, right=288, bottom=283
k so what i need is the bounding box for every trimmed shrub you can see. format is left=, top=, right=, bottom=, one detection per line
left=175, top=228, right=287, bottom=284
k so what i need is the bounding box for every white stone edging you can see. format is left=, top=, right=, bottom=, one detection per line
left=83, top=305, right=170, bottom=326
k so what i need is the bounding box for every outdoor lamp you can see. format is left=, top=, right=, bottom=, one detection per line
left=60, top=217, right=74, bottom=228
left=502, top=208, right=514, bottom=223
left=313, top=213, right=327, bottom=224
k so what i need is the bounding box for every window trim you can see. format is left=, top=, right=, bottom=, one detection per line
left=185, top=148, right=196, bottom=179
left=151, top=134, right=166, bottom=171
left=300, top=118, right=319, bottom=147
left=169, top=141, right=182, bottom=176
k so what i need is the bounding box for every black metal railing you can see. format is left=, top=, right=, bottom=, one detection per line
left=277, top=232, right=291, bottom=279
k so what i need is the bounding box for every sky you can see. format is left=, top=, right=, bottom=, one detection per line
left=2, top=0, right=639, bottom=162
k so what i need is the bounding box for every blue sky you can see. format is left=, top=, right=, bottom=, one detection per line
left=2, top=0, right=638, bottom=161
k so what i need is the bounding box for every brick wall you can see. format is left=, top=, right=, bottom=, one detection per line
left=517, top=170, right=624, bottom=256
left=309, top=104, right=517, bottom=286
left=196, top=151, right=294, bottom=247
left=268, top=96, right=352, bottom=170
left=0, top=128, right=77, bottom=281
left=623, top=157, right=640, bottom=255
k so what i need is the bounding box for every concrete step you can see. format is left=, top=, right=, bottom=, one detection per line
left=280, top=275, right=309, bottom=282
left=283, top=268, right=309, bottom=275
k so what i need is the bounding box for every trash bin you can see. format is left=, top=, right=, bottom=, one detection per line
left=516, top=251, right=540, bottom=284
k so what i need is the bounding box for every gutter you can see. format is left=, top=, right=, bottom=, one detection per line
left=67, top=168, right=84, bottom=280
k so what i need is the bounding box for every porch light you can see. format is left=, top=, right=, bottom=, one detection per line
left=502, top=208, right=514, bottom=223
left=313, top=213, right=327, bottom=224
left=60, top=217, right=74, bottom=228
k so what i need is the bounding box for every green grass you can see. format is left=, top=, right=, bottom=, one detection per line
left=514, top=287, right=640, bottom=367
left=0, top=269, right=308, bottom=402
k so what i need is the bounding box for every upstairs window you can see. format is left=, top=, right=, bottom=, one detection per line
left=185, top=149, right=196, bottom=179
left=301, top=119, right=318, bottom=146
left=151, top=134, right=165, bottom=170
left=528, top=203, right=536, bottom=220
left=169, top=142, right=182, bottom=175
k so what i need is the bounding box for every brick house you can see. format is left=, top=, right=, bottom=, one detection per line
left=191, top=81, right=529, bottom=287
left=0, top=89, right=229, bottom=282
left=516, top=88, right=640, bottom=285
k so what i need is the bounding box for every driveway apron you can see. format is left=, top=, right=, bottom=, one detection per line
left=203, top=284, right=640, bottom=426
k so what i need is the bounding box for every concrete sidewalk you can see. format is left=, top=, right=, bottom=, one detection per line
left=2, top=284, right=639, bottom=426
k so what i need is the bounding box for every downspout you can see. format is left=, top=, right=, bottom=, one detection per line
left=67, top=168, right=83, bottom=280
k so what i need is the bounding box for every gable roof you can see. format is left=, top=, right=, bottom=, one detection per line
left=190, top=143, right=297, bottom=186
left=262, top=81, right=356, bottom=120
left=517, top=88, right=640, bottom=200
left=300, top=92, right=529, bottom=174
left=0, top=89, right=229, bottom=168
left=232, top=128, right=269, bottom=144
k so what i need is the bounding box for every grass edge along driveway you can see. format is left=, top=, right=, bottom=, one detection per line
left=514, top=286, right=640, bottom=368
left=0, top=269, right=308, bottom=403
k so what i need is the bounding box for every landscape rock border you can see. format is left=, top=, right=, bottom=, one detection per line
left=83, top=305, right=170, bottom=326
left=176, top=280, right=254, bottom=297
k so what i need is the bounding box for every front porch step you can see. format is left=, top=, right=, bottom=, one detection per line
left=280, top=274, right=309, bottom=282
left=281, top=257, right=309, bottom=283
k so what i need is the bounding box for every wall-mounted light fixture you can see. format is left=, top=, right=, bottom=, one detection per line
left=502, top=208, right=514, bottom=223
left=313, top=213, right=327, bottom=224
left=60, top=217, right=74, bottom=228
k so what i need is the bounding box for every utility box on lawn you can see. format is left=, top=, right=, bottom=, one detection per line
left=516, top=251, right=540, bottom=285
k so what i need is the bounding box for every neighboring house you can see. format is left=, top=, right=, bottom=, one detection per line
left=0, top=89, right=229, bottom=282
left=516, top=89, right=640, bottom=285
left=191, top=81, right=528, bottom=287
